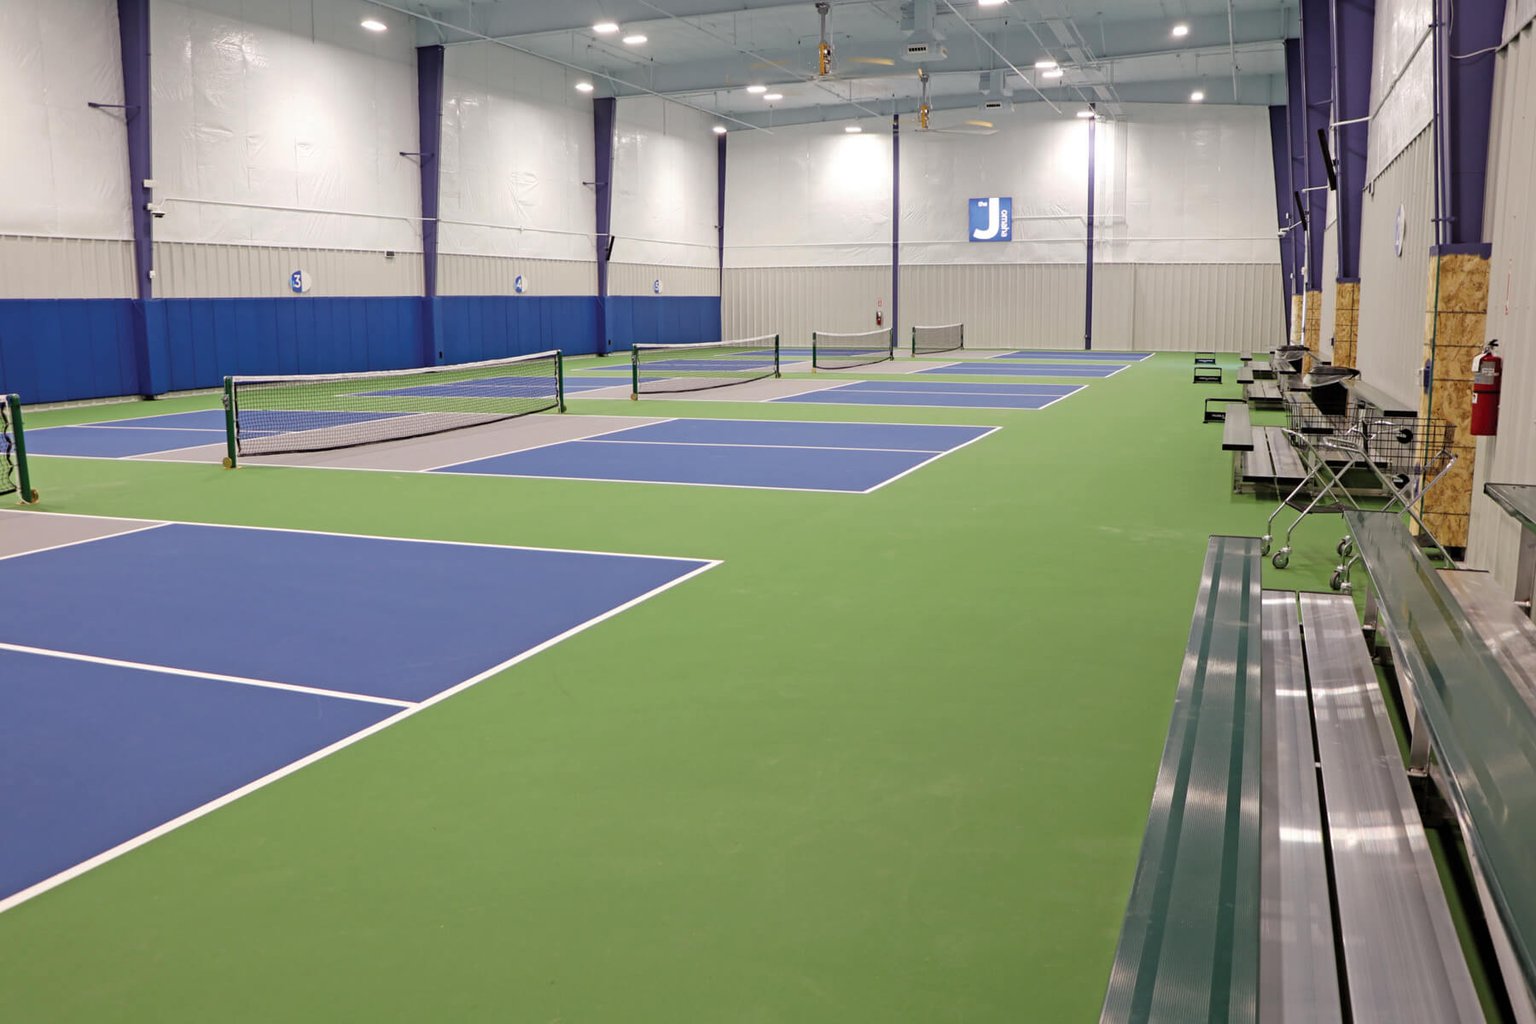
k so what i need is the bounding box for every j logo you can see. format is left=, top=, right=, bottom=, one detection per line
left=969, top=197, right=1013, bottom=243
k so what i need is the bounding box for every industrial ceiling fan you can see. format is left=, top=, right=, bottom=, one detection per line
left=914, top=67, right=997, bottom=135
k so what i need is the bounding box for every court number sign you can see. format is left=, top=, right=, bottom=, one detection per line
left=289, top=270, right=312, bottom=294
left=969, top=197, right=1012, bottom=242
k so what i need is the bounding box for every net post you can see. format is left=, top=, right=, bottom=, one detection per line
left=773, top=334, right=781, bottom=378
left=811, top=332, right=818, bottom=373
left=555, top=351, right=567, bottom=413
left=7, top=395, right=37, bottom=504
left=910, top=327, right=916, bottom=358
left=630, top=345, right=639, bottom=401
left=960, top=324, right=964, bottom=350
left=221, top=377, right=238, bottom=469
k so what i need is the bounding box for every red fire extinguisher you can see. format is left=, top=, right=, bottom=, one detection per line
left=1471, top=339, right=1502, bottom=436
left=875, top=309, right=884, bottom=327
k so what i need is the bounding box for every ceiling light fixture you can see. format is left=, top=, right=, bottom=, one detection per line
left=360, top=18, right=387, bottom=32
left=1034, top=59, right=1058, bottom=70
left=712, top=125, right=728, bottom=134
left=1172, top=23, right=1190, bottom=38
left=1190, top=90, right=1205, bottom=102
left=622, top=33, right=647, bottom=45
left=575, top=81, right=595, bottom=93
left=764, top=92, right=783, bottom=101
left=1076, top=109, right=1096, bottom=119
left=1041, top=68, right=1064, bottom=79
left=593, top=21, right=620, bottom=34
left=978, top=0, right=1007, bottom=6
left=845, top=125, right=864, bottom=133
left=746, top=84, right=767, bottom=94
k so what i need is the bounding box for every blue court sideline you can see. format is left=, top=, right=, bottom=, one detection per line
left=435, top=419, right=997, bottom=493
left=773, top=380, right=1082, bottom=411
left=918, top=362, right=1128, bottom=379
left=0, top=521, right=714, bottom=904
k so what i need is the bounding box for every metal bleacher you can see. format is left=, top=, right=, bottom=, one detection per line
left=1104, top=525, right=1536, bottom=1022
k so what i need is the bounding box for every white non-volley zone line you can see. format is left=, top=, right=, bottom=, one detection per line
left=0, top=641, right=414, bottom=709
left=0, top=557, right=723, bottom=916
left=823, top=383, right=1088, bottom=398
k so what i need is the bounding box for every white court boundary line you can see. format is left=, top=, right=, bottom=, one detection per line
left=0, top=549, right=721, bottom=916
left=810, top=382, right=1087, bottom=398
left=7, top=509, right=716, bottom=564
left=422, top=417, right=676, bottom=473
left=768, top=396, right=1063, bottom=413
left=860, top=426, right=1002, bottom=494
left=0, top=520, right=169, bottom=563
left=580, top=439, right=949, bottom=455
left=916, top=362, right=1130, bottom=380
left=0, top=642, right=413, bottom=709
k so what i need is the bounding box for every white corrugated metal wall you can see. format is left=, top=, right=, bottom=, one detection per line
left=438, top=255, right=595, bottom=297
left=722, top=266, right=892, bottom=345
left=1355, top=126, right=1436, bottom=406
left=153, top=243, right=423, bottom=298
left=0, top=236, right=135, bottom=298
left=609, top=263, right=718, bottom=297
left=724, top=262, right=1281, bottom=351
left=1469, top=24, right=1536, bottom=582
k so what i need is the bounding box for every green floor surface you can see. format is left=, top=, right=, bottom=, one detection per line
left=0, top=354, right=1346, bottom=1022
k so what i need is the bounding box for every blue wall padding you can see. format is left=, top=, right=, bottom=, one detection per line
left=159, top=297, right=424, bottom=391
left=604, top=296, right=722, bottom=352
left=0, top=299, right=140, bottom=403
left=0, top=294, right=721, bottom=404
left=437, top=296, right=599, bottom=364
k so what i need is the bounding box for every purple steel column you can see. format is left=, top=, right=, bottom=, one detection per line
left=116, top=0, right=165, bottom=395
left=415, top=45, right=445, bottom=365
left=1434, top=0, right=1506, bottom=251
left=1299, top=0, right=1332, bottom=288
left=1269, top=106, right=1297, bottom=337
left=1285, top=40, right=1308, bottom=298
left=593, top=97, right=616, bottom=355
left=717, top=132, right=727, bottom=294
left=1332, top=0, right=1376, bottom=281
left=891, top=112, right=900, bottom=353
left=1084, top=111, right=1095, bottom=350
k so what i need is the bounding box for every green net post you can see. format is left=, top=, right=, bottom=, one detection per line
left=773, top=334, right=781, bottom=378
left=910, top=327, right=917, bottom=358
left=221, top=377, right=238, bottom=469
left=7, top=395, right=37, bottom=504
left=811, top=332, right=818, bottom=373
left=630, top=346, right=640, bottom=400
left=555, top=351, right=567, bottom=413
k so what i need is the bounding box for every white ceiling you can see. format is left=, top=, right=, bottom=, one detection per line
left=389, top=0, right=1297, bottom=125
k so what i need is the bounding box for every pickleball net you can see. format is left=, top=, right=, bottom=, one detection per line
left=813, top=329, right=893, bottom=370
left=912, top=323, right=964, bottom=356
left=224, top=350, right=564, bottom=461
left=630, top=335, right=780, bottom=396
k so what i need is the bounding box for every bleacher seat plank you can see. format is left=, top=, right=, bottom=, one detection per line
left=1298, top=590, right=1485, bottom=1023
left=1345, top=509, right=1536, bottom=1000
left=1101, top=537, right=1262, bottom=1024
left=1237, top=367, right=1255, bottom=385
left=1441, top=570, right=1536, bottom=714
left=1259, top=592, right=1343, bottom=1023
left=1263, top=427, right=1305, bottom=481
left=1223, top=402, right=1253, bottom=451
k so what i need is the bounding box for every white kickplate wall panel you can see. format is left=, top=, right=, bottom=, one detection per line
left=610, top=96, right=717, bottom=282
left=0, top=236, right=135, bottom=299
left=150, top=0, right=421, bottom=261
left=440, top=42, right=595, bottom=265
left=153, top=242, right=422, bottom=298
left=439, top=255, right=595, bottom=297
left=723, top=266, right=893, bottom=345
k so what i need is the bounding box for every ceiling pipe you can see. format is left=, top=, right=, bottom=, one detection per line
left=937, top=0, right=1063, bottom=113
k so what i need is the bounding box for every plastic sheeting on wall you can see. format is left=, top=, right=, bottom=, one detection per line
left=725, top=119, right=893, bottom=268
left=611, top=96, right=717, bottom=272
left=726, top=104, right=1277, bottom=269
left=150, top=0, right=421, bottom=252
left=1367, top=0, right=1434, bottom=182
left=440, top=42, right=595, bottom=263
left=0, top=0, right=132, bottom=239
